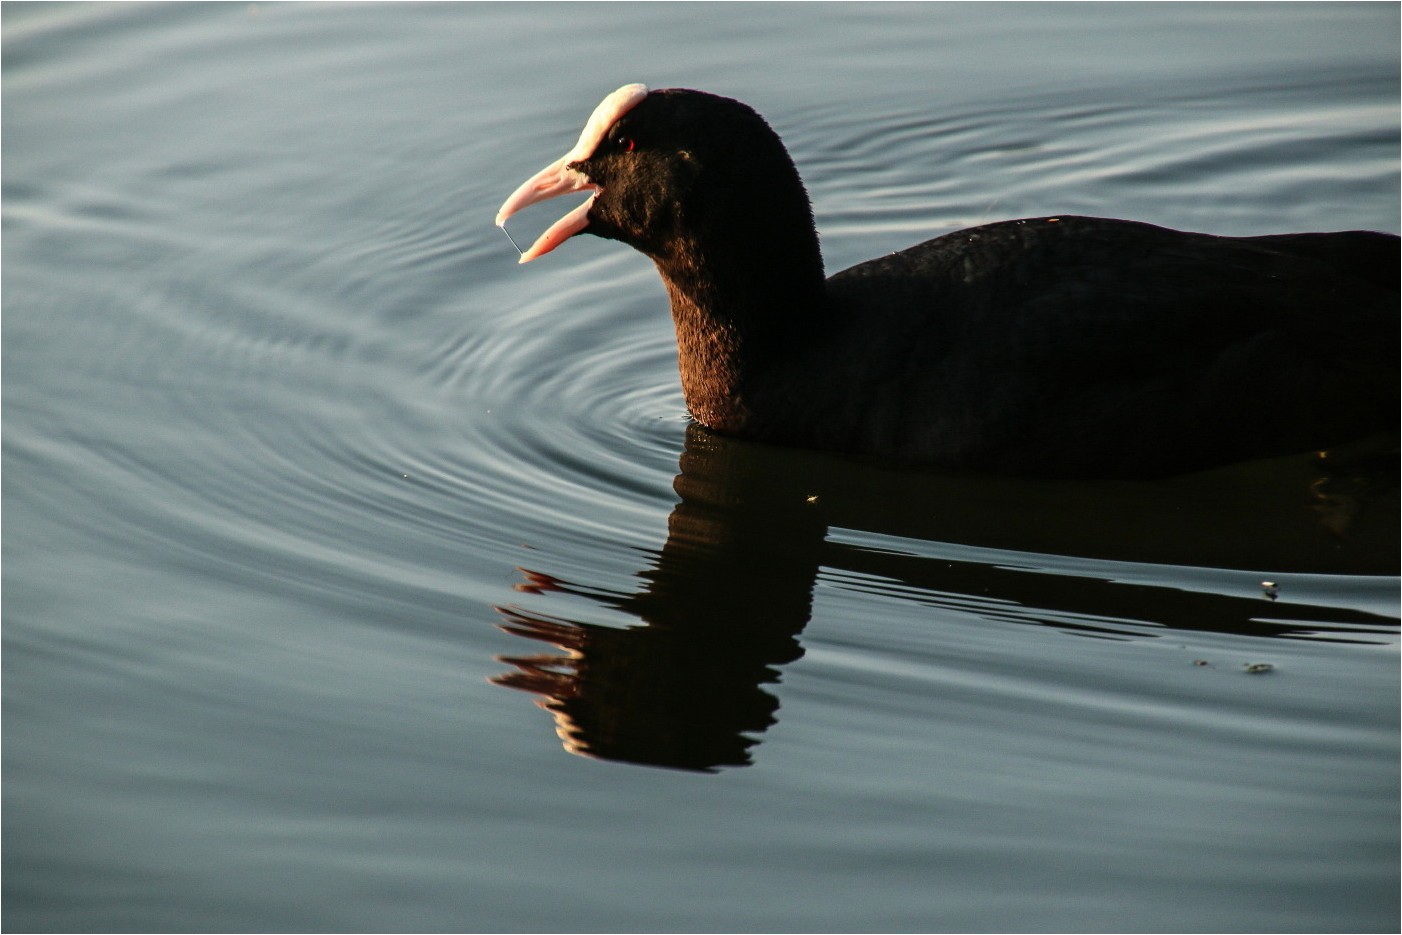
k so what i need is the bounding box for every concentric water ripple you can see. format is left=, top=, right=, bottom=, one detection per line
left=7, top=187, right=695, bottom=631
left=5, top=4, right=1398, bottom=931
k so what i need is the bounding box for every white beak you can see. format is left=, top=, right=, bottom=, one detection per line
left=495, top=84, right=649, bottom=264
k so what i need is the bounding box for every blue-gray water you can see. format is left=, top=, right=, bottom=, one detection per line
left=4, top=3, right=1398, bottom=932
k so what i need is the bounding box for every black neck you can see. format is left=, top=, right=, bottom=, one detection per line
left=655, top=218, right=827, bottom=433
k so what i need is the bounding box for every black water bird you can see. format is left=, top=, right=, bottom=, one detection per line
left=497, top=84, right=1398, bottom=478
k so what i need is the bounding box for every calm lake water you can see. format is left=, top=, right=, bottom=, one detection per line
left=4, top=3, right=1398, bottom=932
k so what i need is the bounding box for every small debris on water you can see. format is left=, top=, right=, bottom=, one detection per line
left=1260, top=580, right=1279, bottom=600
left=1192, top=659, right=1211, bottom=667
left=1243, top=662, right=1275, bottom=674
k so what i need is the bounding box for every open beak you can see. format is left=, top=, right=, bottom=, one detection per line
left=495, top=158, right=598, bottom=263
left=495, top=83, right=649, bottom=264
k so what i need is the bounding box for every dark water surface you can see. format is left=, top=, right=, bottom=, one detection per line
left=4, top=3, right=1398, bottom=932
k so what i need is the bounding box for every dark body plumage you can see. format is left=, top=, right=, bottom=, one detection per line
left=506, top=88, right=1399, bottom=478
left=780, top=217, right=1397, bottom=477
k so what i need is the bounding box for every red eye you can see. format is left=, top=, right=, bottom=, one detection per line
left=620, top=137, right=636, bottom=153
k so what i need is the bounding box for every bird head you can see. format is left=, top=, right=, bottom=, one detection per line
left=496, top=84, right=810, bottom=266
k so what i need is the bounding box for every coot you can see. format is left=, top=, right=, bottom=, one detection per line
left=497, top=84, right=1398, bottom=477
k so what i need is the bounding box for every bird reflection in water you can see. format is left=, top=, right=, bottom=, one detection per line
left=492, top=430, right=825, bottom=772
left=493, top=596, right=782, bottom=772
left=492, top=426, right=1397, bottom=772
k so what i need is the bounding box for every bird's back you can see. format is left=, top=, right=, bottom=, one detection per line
left=806, top=216, right=1399, bottom=476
